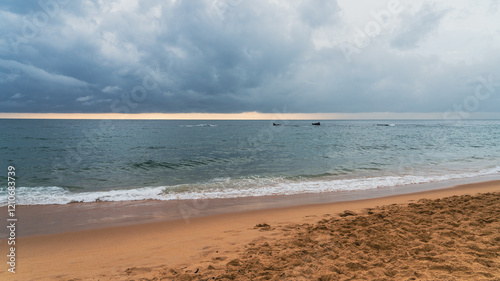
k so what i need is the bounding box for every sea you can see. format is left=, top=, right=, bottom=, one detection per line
left=1, top=119, right=499, bottom=206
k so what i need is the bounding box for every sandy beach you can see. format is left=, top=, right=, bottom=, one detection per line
left=1, top=180, right=499, bottom=280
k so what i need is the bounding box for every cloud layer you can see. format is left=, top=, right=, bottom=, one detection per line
left=0, top=0, right=499, bottom=114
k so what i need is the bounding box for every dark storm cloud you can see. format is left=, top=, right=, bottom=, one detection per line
left=0, top=0, right=499, bottom=114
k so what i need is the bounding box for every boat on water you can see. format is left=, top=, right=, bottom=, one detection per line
left=272, top=123, right=281, bottom=126
left=312, top=122, right=321, bottom=126
left=376, top=123, right=395, bottom=126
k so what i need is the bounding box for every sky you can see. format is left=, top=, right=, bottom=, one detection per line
left=1, top=0, right=500, bottom=119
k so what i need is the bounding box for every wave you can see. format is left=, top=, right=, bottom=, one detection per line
left=132, top=158, right=228, bottom=170
left=1, top=166, right=499, bottom=206
left=180, top=124, right=218, bottom=127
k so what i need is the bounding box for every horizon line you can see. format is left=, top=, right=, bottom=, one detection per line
left=0, top=112, right=499, bottom=120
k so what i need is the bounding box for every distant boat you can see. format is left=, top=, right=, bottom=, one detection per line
left=312, top=122, right=321, bottom=126
left=376, top=123, right=395, bottom=127
left=273, top=123, right=281, bottom=126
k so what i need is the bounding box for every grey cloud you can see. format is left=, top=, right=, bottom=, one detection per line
left=102, top=86, right=121, bottom=93
left=10, top=93, right=22, bottom=99
left=75, top=95, right=92, bottom=102
left=0, top=0, right=499, bottom=115
left=0, top=59, right=89, bottom=87
left=391, top=4, right=448, bottom=50
left=299, top=0, right=340, bottom=27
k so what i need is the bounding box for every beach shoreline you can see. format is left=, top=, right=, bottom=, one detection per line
left=0, top=179, right=499, bottom=280
left=3, top=175, right=499, bottom=238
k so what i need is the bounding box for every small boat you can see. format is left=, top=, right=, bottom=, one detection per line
left=312, top=122, right=321, bottom=126
left=376, top=123, right=395, bottom=127
left=273, top=123, right=281, bottom=126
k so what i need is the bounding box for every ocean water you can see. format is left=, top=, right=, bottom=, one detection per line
left=1, top=119, right=499, bottom=206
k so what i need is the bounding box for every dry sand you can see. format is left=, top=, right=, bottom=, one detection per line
left=1, top=180, right=499, bottom=280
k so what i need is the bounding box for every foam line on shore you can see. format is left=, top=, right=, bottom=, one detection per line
left=1, top=166, right=499, bottom=206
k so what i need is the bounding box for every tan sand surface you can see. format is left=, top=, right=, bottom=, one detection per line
left=1, top=180, right=499, bottom=280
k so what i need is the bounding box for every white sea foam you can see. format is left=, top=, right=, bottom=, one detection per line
left=180, top=124, right=218, bottom=127
left=1, top=166, right=499, bottom=206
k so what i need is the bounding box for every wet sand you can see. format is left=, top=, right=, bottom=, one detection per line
left=0, top=180, right=499, bottom=280
left=6, top=175, right=499, bottom=237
